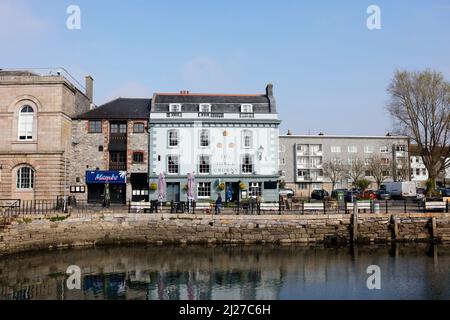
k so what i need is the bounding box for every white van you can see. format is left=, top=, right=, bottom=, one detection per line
left=382, top=182, right=417, bottom=199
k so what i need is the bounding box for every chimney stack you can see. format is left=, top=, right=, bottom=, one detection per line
left=266, top=83, right=273, bottom=97
left=287, top=130, right=293, bottom=136
left=85, top=75, right=94, bottom=102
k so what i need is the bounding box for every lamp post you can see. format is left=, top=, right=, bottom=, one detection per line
left=257, top=145, right=264, bottom=161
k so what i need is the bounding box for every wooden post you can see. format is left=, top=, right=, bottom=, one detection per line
left=352, top=202, right=358, bottom=243
left=431, top=217, right=437, bottom=240
left=404, top=199, right=407, bottom=213
left=391, top=215, right=399, bottom=240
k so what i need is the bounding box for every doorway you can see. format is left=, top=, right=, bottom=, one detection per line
left=166, top=183, right=180, bottom=202
left=225, top=182, right=240, bottom=202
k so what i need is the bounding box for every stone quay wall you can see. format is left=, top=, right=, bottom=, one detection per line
left=1, top=213, right=449, bottom=256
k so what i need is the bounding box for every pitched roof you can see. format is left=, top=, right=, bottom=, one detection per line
left=76, top=98, right=151, bottom=120
left=151, top=85, right=277, bottom=114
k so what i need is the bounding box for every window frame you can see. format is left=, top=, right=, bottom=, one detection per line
left=249, top=182, right=262, bottom=198
left=16, top=166, right=34, bottom=190
left=199, top=104, right=211, bottom=113
left=348, top=145, right=357, bottom=153
left=197, top=182, right=211, bottom=198
left=331, top=146, right=341, bottom=153
left=241, top=154, right=254, bottom=174
left=242, top=130, right=253, bottom=149
left=198, top=155, right=211, bottom=174
left=133, top=122, right=145, bottom=133
left=169, top=104, right=182, bottom=113
left=240, top=104, right=253, bottom=113
left=18, top=105, right=34, bottom=141
left=199, top=129, right=210, bottom=148
left=132, top=152, right=144, bottom=163
left=167, top=155, right=179, bottom=174
left=168, top=129, right=179, bottom=148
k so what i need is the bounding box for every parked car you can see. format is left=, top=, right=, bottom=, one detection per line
left=361, top=190, right=377, bottom=200
left=279, top=188, right=295, bottom=198
left=416, top=188, right=425, bottom=200
left=331, top=189, right=347, bottom=199
left=344, top=190, right=361, bottom=202
left=311, top=189, right=329, bottom=200
left=376, top=189, right=391, bottom=200
left=438, top=187, right=450, bottom=197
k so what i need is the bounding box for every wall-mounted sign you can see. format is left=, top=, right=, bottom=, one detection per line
left=70, top=185, right=86, bottom=193
left=86, top=171, right=127, bottom=184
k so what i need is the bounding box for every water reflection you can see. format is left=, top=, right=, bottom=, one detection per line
left=0, top=244, right=449, bottom=300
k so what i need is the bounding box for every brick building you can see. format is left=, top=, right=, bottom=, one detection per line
left=0, top=69, right=93, bottom=201
left=70, top=98, right=150, bottom=204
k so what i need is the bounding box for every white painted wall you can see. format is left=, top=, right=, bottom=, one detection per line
left=150, top=124, right=279, bottom=177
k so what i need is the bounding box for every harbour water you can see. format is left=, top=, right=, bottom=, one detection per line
left=0, top=244, right=449, bottom=300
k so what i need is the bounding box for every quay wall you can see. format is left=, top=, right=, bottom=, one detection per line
left=1, top=213, right=449, bottom=256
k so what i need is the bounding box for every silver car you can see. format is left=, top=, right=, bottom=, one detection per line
left=279, top=188, right=295, bottom=198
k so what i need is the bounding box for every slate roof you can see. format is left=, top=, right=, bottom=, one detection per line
left=76, top=98, right=151, bottom=120
left=152, top=85, right=277, bottom=114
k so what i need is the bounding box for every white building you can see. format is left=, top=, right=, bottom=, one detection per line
left=148, top=84, right=281, bottom=203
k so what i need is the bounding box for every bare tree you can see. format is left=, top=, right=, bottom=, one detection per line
left=387, top=70, right=450, bottom=190
left=346, top=157, right=366, bottom=187
left=367, top=155, right=390, bottom=189
left=323, top=160, right=346, bottom=191
left=395, top=156, right=410, bottom=182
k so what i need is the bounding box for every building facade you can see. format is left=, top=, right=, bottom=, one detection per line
left=279, top=134, right=410, bottom=196
left=69, top=98, right=150, bottom=204
left=148, top=84, right=281, bottom=203
left=0, top=69, right=92, bottom=201
left=409, top=145, right=450, bottom=187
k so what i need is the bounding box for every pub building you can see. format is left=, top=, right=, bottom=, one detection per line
left=69, top=98, right=151, bottom=204
left=148, top=84, right=281, bottom=203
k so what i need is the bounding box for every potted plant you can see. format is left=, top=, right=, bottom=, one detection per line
left=239, top=182, right=246, bottom=190
left=150, top=183, right=158, bottom=191
left=182, top=184, right=189, bottom=192
left=218, top=182, right=225, bottom=191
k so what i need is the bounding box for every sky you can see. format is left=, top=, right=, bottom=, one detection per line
left=1, top=0, right=450, bottom=135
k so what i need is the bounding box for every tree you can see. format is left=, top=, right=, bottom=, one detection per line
left=356, top=179, right=371, bottom=192
left=323, top=160, right=346, bottom=191
left=347, top=158, right=367, bottom=187
left=387, top=69, right=450, bottom=193
left=395, top=156, right=410, bottom=182
left=367, top=155, right=390, bottom=189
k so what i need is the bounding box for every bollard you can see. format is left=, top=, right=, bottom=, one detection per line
left=352, top=202, right=358, bottom=243
left=431, top=217, right=437, bottom=240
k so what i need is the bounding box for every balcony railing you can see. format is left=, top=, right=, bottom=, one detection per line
left=240, top=113, right=255, bottom=118
left=198, top=112, right=225, bottom=118
left=109, top=163, right=127, bottom=171
left=167, top=112, right=182, bottom=118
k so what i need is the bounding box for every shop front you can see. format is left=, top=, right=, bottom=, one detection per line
left=86, top=170, right=127, bottom=204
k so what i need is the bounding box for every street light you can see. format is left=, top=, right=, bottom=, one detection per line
left=257, top=145, right=264, bottom=160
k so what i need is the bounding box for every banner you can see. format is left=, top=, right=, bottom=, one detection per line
left=86, top=171, right=127, bottom=184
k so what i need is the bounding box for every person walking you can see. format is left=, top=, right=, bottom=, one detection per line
left=215, top=193, right=223, bottom=215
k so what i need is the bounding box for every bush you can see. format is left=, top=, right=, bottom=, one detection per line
left=356, top=179, right=371, bottom=191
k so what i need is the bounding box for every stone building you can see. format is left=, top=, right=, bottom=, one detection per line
left=70, top=98, right=150, bottom=204
left=279, top=133, right=410, bottom=196
left=148, top=84, right=281, bottom=203
left=0, top=69, right=93, bottom=201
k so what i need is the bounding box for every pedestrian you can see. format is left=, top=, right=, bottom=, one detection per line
left=215, top=193, right=223, bottom=215
left=226, top=186, right=233, bottom=202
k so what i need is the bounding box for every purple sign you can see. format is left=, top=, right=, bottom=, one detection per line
left=86, top=171, right=127, bottom=184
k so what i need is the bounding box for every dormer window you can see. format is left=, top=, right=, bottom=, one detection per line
left=169, top=104, right=182, bottom=112
left=199, top=104, right=211, bottom=113
left=241, top=104, right=253, bottom=113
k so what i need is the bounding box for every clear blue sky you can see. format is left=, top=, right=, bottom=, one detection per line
left=1, top=0, right=449, bottom=135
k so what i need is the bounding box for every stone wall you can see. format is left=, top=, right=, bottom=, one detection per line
left=1, top=213, right=449, bottom=256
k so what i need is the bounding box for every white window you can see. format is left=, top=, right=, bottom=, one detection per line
left=310, top=157, right=322, bottom=168
left=331, top=146, right=341, bottom=153
left=416, top=168, right=420, bottom=175
left=364, top=146, right=374, bottom=153
left=312, top=183, right=322, bottom=190
left=279, top=144, right=286, bottom=153
left=298, top=183, right=308, bottom=190
left=381, top=158, right=390, bottom=165
left=199, top=104, right=211, bottom=113
left=396, top=145, right=407, bottom=152
left=168, top=130, right=179, bottom=147
left=380, top=146, right=389, bottom=153
left=167, top=155, right=179, bottom=174
left=297, top=157, right=308, bottom=166
left=364, top=158, right=372, bottom=165
left=199, top=155, right=210, bottom=174
left=199, top=129, right=210, bottom=147
left=348, top=145, right=357, bottom=153
left=241, top=154, right=253, bottom=174
left=241, top=104, right=253, bottom=113
left=310, top=145, right=322, bottom=154
left=197, top=182, right=211, bottom=198
left=297, top=170, right=308, bottom=177
left=169, top=104, right=181, bottom=112
left=18, top=105, right=34, bottom=141
left=249, top=182, right=262, bottom=197
left=17, top=166, right=34, bottom=189
left=422, top=168, right=427, bottom=175
left=296, top=144, right=308, bottom=153
left=242, top=130, right=253, bottom=149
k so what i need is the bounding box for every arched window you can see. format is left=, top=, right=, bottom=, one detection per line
left=18, top=105, right=34, bottom=141
left=17, top=166, right=34, bottom=189
left=242, top=130, right=253, bottom=149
